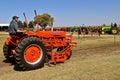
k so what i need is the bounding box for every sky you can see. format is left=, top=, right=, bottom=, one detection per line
left=0, top=0, right=120, bottom=26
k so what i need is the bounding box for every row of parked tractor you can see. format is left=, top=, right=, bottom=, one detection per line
left=55, top=23, right=120, bottom=35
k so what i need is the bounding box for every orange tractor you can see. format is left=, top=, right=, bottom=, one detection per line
left=3, top=11, right=77, bottom=70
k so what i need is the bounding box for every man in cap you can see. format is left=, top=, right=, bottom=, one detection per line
left=9, top=16, right=26, bottom=37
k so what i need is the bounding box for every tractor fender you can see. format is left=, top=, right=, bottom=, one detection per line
left=5, top=37, right=12, bottom=46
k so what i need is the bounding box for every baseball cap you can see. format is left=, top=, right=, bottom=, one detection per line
left=12, top=16, right=19, bottom=19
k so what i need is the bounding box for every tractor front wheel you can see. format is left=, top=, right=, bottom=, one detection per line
left=15, top=37, right=47, bottom=70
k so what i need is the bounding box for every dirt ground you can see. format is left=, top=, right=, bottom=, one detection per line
left=0, top=32, right=120, bottom=80
left=0, top=58, right=6, bottom=67
left=0, top=44, right=120, bottom=69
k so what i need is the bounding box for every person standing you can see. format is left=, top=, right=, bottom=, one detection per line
left=78, top=27, right=81, bottom=39
left=97, top=27, right=101, bottom=37
left=111, top=23, right=114, bottom=27
left=114, top=23, right=117, bottom=27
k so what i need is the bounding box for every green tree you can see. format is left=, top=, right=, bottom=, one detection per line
left=34, top=13, right=54, bottom=29
left=23, top=21, right=27, bottom=28
left=17, top=20, right=23, bottom=28
left=29, top=20, right=34, bottom=28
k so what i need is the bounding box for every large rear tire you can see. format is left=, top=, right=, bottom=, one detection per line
left=15, top=37, right=47, bottom=70
left=111, top=28, right=118, bottom=34
left=3, top=43, right=11, bottom=60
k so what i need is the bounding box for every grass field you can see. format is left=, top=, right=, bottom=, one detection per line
left=0, top=32, right=120, bottom=80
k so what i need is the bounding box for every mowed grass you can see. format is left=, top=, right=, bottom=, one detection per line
left=73, top=35, right=120, bottom=50
left=0, top=32, right=120, bottom=80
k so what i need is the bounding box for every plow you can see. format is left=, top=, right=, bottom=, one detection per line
left=3, top=11, right=77, bottom=70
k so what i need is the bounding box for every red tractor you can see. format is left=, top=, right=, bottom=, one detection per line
left=3, top=11, right=77, bottom=70
left=3, top=30, right=77, bottom=70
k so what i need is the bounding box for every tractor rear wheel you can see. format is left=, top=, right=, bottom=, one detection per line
left=111, top=28, right=118, bottom=34
left=15, top=37, right=47, bottom=70
left=3, top=43, right=11, bottom=60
